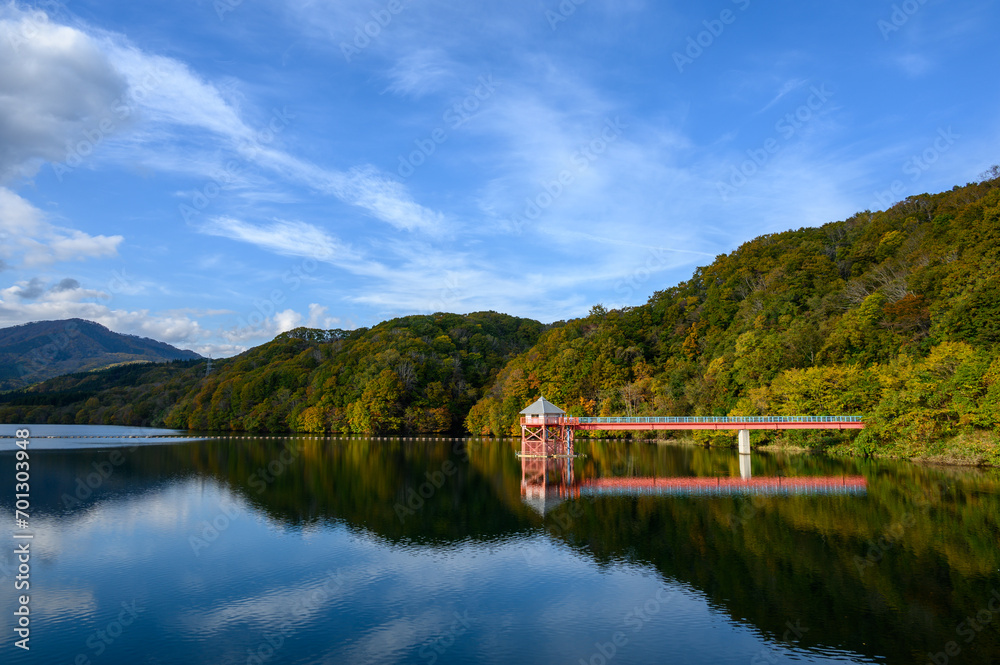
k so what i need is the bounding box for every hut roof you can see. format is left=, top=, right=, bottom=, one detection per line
left=519, top=397, right=565, bottom=416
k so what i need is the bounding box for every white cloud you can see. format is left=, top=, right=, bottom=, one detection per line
left=0, top=187, right=123, bottom=267
left=4, top=277, right=45, bottom=300
left=2, top=276, right=91, bottom=302
left=0, top=5, right=129, bottom=180
left=273, top=308, right=301, bottom=333
left=306, top=303, right=341, bottom=329
left=215, top=305, right=349, bottom=353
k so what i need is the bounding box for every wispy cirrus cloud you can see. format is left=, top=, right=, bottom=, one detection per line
left=332, top=166, right=447, bottom=233
left=199, top=217, right=350, bottom=262
left=758, top=78, right=808, bottom=113
left=103, top=38, right=447, bottom=234
left=384, top=48, right=455, bottom=98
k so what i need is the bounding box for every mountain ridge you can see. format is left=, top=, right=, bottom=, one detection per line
left=0, top=318, right=202, bottom=390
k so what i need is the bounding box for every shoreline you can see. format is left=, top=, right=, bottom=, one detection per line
left=5, top=422, right=999, bottom=469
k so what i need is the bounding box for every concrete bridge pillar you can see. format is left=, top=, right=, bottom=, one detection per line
left=738, top=429, right=751, bottom=455
left=739, top=453, right=752, bottom=480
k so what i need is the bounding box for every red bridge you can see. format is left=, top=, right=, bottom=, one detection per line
left=518, top=397, right=865, bottom=458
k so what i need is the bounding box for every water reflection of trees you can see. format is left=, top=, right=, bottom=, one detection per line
left=9, top=438, right=1000, bottom=664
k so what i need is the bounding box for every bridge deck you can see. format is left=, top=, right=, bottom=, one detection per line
left=521, top=416, right=865, bottom=431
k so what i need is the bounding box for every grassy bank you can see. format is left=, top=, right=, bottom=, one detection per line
left=753, top=429, right=1000, bottom=467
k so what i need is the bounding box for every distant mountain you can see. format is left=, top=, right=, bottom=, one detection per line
left=0, top=318, right=201, bottom=390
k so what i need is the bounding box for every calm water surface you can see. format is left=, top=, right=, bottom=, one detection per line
left=1, top=425, right=999, bottom=664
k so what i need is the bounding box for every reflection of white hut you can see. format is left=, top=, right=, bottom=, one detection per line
left=519, top=397, right=572, bottom=457
left=520, top=456, right=577, bottom=516
left=521, top=485, right=566, bottom=516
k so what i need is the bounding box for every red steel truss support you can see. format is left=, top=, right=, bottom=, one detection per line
left=520, top=415, right=574, bottom=457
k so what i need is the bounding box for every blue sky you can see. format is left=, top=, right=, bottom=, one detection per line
left=0, top=0, right=997, bottom=356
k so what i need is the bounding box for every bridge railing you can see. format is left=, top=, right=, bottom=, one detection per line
left=567, top=416, right=863, bottom=424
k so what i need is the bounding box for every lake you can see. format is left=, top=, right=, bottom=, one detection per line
left=1, top=425, right=999, bottom=664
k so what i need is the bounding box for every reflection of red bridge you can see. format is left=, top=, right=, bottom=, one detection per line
left=580, top=476, right=868, bottom=496
left=518, top=398, right=865, bottom=458
left=519, top=457, right=867, bottom=514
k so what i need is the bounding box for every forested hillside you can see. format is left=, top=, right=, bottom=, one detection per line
left=466, top=174, right=1000, bottom=464
left=0, top=312, right=543, bottom=434
left=4, top=174, right=1000, bottom=463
